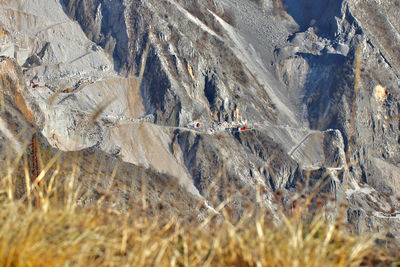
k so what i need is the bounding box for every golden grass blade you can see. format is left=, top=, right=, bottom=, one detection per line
left=34, top=151, right=61, bottom=185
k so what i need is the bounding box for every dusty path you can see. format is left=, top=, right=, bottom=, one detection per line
left=288, top=132, right=314, bottom=156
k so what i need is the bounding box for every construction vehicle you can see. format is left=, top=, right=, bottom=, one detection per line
left=31, top=81, right=39, bottom=88
left=233, top=125, right=250, bottom=132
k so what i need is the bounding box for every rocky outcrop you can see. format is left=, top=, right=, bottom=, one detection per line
left=0, top=56, right=209, bottom=220
left=0, top=0, right=399, bottom=239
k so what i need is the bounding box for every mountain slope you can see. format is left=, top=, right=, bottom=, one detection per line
left=0, top=0, right=399, bottom=238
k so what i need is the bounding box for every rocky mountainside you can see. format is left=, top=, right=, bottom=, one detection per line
left=0, top=0, right=399, bottom=237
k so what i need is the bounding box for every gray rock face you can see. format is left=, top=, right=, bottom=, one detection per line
left=0, top=0, right=399, bottom=239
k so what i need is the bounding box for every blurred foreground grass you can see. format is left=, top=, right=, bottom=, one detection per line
left=0, top=141, right=397, bottom=267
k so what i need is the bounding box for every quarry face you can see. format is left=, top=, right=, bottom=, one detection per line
left=0, top=0, right=399, bottom=237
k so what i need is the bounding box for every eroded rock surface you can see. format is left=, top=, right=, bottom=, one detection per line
left=0, top=0, right=399, bottom=238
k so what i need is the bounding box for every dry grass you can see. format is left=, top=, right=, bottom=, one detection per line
left=0, top=139, right=395, bottom=267
left=0, top=202, right=384, bottom=267
left=0, top=199, right=392, bottom=266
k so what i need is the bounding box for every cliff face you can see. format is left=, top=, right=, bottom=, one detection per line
left=0, top=0, right=399, bottom=237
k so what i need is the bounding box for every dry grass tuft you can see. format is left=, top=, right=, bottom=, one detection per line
left=0, top=137, right=395, bottom=266
left=0, top=197, right=392, bottom=266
